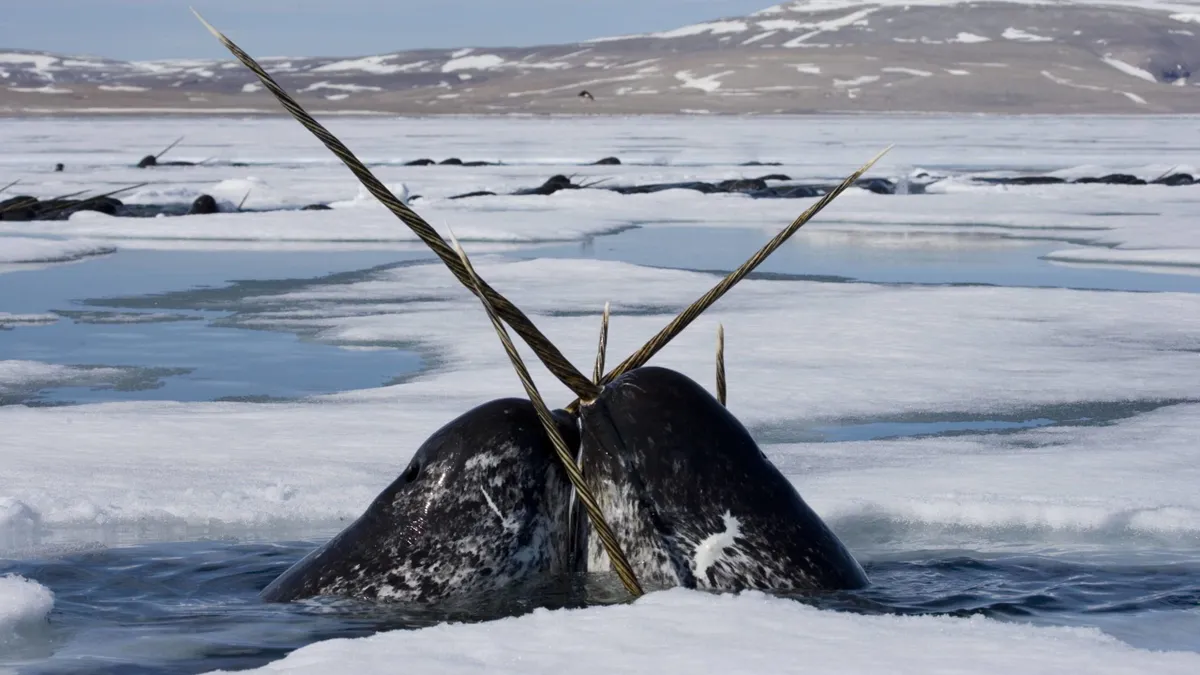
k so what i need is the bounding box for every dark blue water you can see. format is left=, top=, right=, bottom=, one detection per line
left=3, top=541, right=1198, bottom=674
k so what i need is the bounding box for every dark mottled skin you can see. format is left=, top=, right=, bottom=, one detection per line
left=261, top=399, right=581, bottom=603
left=579, top=366, right=868, bottom=592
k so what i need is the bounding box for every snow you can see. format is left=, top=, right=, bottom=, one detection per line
left=758, top=19, right=808, bottom=30
left=1102, top=56, right=1158, bottom=82
left=834, top=75, right=880, bottom=86
left=7, top=85, right=71, bottom=94
left=208, top=589, right=1200, bottom=675
left=781, top=8, right=878, bottom=47
left=441, top=54, right=506, bottom=72
left=311, top=56, right=425, bottom=75
left=649, top=21, right=750, bottom=39
left=3, top=114, right=1200, bottom=669
left=0, top=361, right=141, bottom=398
left=0, top=313, right=57, bottom=327
left=97, top=84, right=148, bottom=92
left=0, top=236, right=115, bottom=266
left=1043, top=69, right=1109, bottom=91
left=4, top=250, right=1200, bottom=541
left=953, top=31, right=991, bottom=43
left=758, top=1, right=1200, bottom=15
left=1045, top=247, right=1200, bottom=268
left=0, top=53, right=58, bottom=80
left=674, top=70, right=735, bottom=92
left=0, top=115, right=1198, bottom=262
left=742, top=30, right=779, bottom=45
left=0, top=574, right=53, bottom=644
left=881, top=67, right=933, bottom=77
left=5, top=198, right=627, bottom=245
left=300, top=81, right=383, bottom=93
left=1003, top=27, right=1054, bottom=42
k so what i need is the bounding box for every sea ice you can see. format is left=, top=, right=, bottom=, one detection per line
left=204, top=588, right=1200, bottom=675
left=0, top=574, right=53, bottom=645
left=0, top=236, right=116, bottom=267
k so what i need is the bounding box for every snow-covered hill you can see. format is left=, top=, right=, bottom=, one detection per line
left=2, top=0, right=1198, bottom=114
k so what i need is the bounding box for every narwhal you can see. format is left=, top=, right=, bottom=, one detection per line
left=196, top=11, right=878, bottom=603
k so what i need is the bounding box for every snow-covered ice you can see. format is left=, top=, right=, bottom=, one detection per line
left=207, top=588, right=1200, bottom=675
left=0, top=574, right=53, bottom=646
left=4, top=255, right=1200, bottom=545
left=0, top=313, right=57, bottom=327
left=2, top=114, right=1200, bottom=672
left=0, top=236, right=116, bottom=267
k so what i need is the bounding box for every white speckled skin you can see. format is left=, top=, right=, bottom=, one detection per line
left=261, top=398, right=581, bottom=603
left=580, top=366, right=868, bottom=592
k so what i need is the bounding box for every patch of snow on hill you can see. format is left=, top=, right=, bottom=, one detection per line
left=675, top=70, right=736, bottom=92
left=651, top=20, right=750, bottom=38
left=300, top=82, right=383, bottom=93
left=953, top=32, right=991, bottom=43
left=882, top=67, right=933, bottom=76
left=1102, top=56, right=1158, bottom=82
left=0, top=53, right=59, bottom=81
left=7, top=85, right=71, bottom=94
left=442, top=54, right=506, bottom=72
left=1003, top=27, right=1054, bottom=42
left=743, top=30, right=779, bottom=44
left=312, top=56, right=424, bottom=75
left=781, top=8, right=878, bottom=46
left=756, top=1, right=1200, bottom=16
left=835, top=75, right=881, bottom=86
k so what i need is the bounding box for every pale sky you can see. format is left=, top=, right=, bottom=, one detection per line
left=0, top=0, right=778, bottom=60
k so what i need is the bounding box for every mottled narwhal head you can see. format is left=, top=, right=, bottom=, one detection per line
left=261, top=398, right=581, bottom=603
left=578, top=366, right=868, bottom=593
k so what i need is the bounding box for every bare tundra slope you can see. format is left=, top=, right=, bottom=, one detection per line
left=2, top=0, right=1199, bottom=115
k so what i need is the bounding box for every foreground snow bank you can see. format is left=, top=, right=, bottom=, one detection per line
left=207, top=588, right=1200, bottom=675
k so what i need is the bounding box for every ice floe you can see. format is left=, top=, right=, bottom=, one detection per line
left=206, top=588, right=1200, bottom=675
left=0, top=574, right=53, bottom=646
left=0, top=237, right=116, bottom=267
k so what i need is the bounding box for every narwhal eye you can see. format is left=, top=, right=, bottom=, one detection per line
left=402, top=461, right=421, bottom=483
